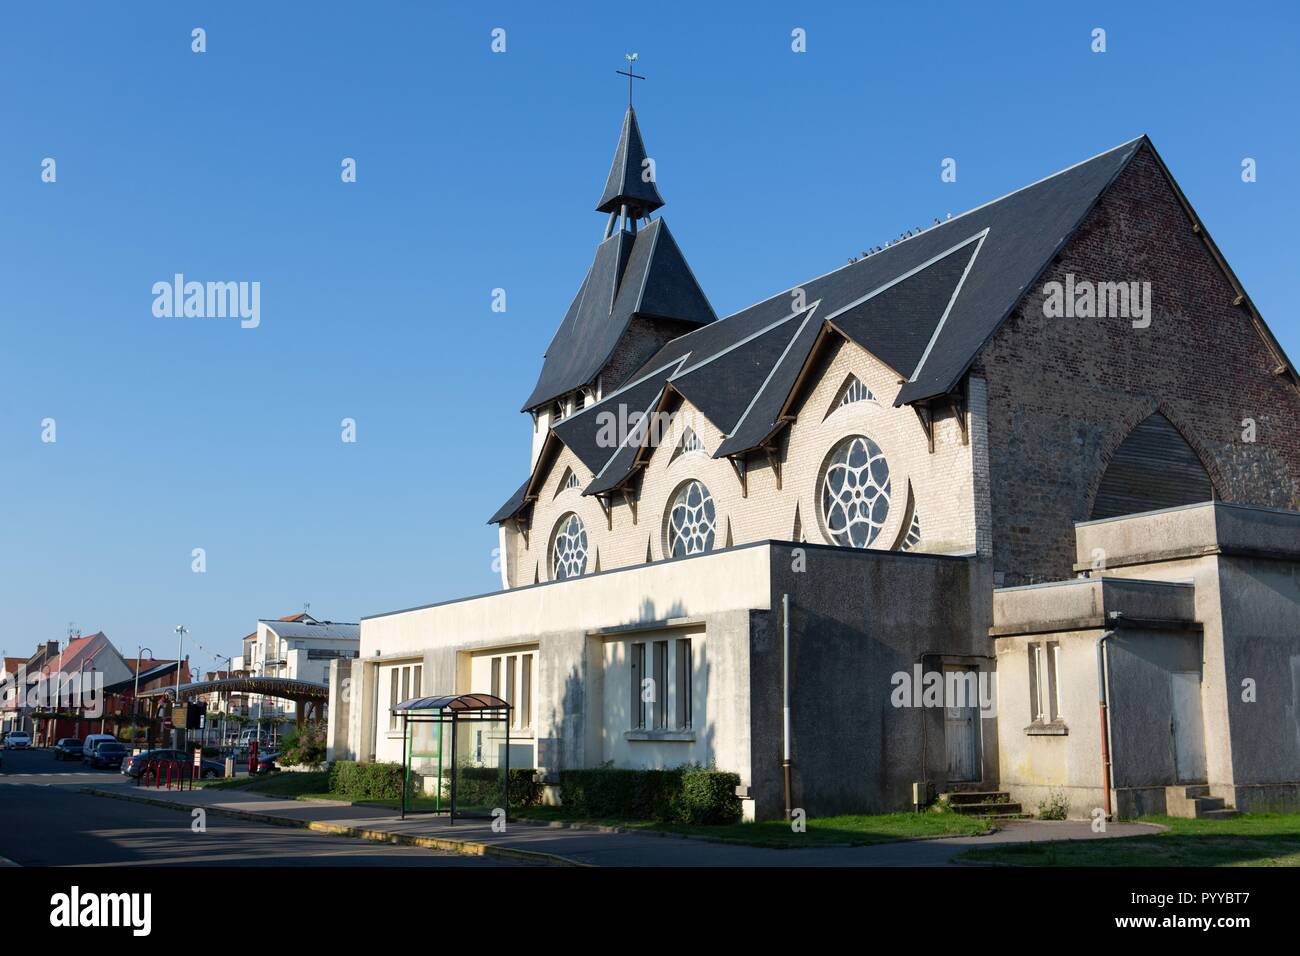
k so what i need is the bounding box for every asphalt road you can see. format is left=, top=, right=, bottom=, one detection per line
left=0, top=748, right=520, bottom=867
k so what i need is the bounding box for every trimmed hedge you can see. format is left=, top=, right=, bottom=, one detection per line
left=558, top=766, right=742, bottom=825
left=454, top=768, right=543, bottom=809
left=328, top=760, right=405, bottom=801
left=676, top=767, right=744, bottom=824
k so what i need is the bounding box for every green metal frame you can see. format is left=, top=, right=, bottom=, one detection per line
left=394, top=698, right=511, bottom=824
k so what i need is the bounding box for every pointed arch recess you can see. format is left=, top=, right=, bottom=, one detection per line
left=1088, top=411, right=1215, bottom=519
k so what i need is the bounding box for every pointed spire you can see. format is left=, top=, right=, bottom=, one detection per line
left=596, top=106, right=665, bottom=216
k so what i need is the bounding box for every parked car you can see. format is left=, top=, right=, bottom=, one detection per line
left=87, top=741, right=128, bottom=769
left=121, top=748, right=225, bottom=780
left=4, top=732, right=31, bottom=750
left=53, top=738, right=83, bottom=760
left=81, top=733, right=118, bottom=764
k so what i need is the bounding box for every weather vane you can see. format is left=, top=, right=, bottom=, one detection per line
left=616, top=52, right=645, bottom=107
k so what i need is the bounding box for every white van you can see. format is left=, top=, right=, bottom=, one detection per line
left=81, top=733, right=117, bottom=763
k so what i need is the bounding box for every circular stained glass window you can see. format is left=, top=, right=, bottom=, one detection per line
left=550, top=512, right=588, bottom=579
left=820, top=435, right=891, bottom=548
left=666, top=480, right=717, bottom=557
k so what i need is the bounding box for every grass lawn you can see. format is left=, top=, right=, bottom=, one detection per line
left=958, top=813, right=1300, bottom=867
left=510, top=806, right=990, bottom=848
left=194, top=777, right=988, bottom=847
left=199, top=771, right=333, bottom=799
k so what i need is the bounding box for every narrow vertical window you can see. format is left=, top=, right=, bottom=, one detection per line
left=653, top=641, right=668, bottom=729
left=389, top=669, right=400, bottom=731
left=490, top=657, right=501, bottom=699
left=521, top=654, right=532, bottom=730
left=412, top=664, right=422, bottom=699
left=506, top=656, right=517, bottom=726
left=1028, top=644, right=1042, bottom=723
left=630, top=642, right=645, bottom=730
left=675, top=638, right=693, bottom=729
left=1046, top=642, right=1060, bottom=722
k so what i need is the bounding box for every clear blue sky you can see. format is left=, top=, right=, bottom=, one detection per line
left=2, top=2, right=1296, bottom=672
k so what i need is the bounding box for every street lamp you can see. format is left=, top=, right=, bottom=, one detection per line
left=174, top=626, right=187, bottom=698
left=133, top=647, right=153, bottom=729
left=174, top=626, right=187, bottom=749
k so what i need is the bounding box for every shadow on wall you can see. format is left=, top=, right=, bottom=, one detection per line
left=540, top=593, right=717, bottom=776
left=626, top=597, right=687, bottom=629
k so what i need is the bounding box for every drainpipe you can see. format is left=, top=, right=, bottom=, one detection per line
left=1096, top=623, right=1119, bottom=820
left=782, top=593, right=793, bottom=821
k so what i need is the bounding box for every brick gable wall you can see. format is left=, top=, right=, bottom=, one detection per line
left=978, top=146, right=1300, bottom=585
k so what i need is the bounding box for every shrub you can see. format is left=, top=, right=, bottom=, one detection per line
left=1038, top=789, right=1069, bottom=820
left=674, top=766, right=743, bottom=825
left=115, top=725, right=139, bottom=743
left=277, top=723, right=326, bottom=769
left=453, top=768, right=543, bottom=809
left=328, top=760, right=406, bottom=801
left=558, top=765, right=742, bottom=825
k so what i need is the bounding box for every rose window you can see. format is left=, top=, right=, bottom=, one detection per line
left=550, top=512, right=588, bottom=579
left=666, top=480, right=717, bottom=557
left=820, top=435, right=891, bottom=548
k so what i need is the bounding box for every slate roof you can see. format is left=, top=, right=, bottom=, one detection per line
left=520, top=218, right=716, bottom=412
left=596, top=107, right=665, bottom=215
left=493, top=135, right=1285, bottom=524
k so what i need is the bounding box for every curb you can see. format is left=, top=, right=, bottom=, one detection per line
left=79, top=788, right=588, bottom=867
left=508, top=815, right=997, bottom=849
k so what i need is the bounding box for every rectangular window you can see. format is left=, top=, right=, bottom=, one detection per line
left=1029, top=642, right=1061, bottom=723
left=675, top=638, right=693, bottom=729
left=1046, top=642, right=1060, bottom=722
left=505, top=656, right=517, bottom=725
left=630, top=642, right=645, bottom=730
left=400, top=666, right=410, bottom=710
left=389, top=669, right=400, bottom=731
left=520, top=654, right=532, bottom=731
left=412, top=664, right=422, bottom=699
left=1029, top=645, right=1042, bottom=722
left=490, top=657, right=501, bottom=699
left=653, top=641, right=668, bottom=729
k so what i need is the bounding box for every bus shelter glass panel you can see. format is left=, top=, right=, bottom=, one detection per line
left=405, top=718, right=449, bottom=812
left=452, top=714, right=509, bottom=817
left=392, top=694, right=511, bottom=822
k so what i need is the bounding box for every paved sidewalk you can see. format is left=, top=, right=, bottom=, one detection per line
left=81, top=783, right=1162, bottom=867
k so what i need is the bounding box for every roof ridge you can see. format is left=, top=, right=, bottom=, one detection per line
left=697, top=137, right=1146, bottom=332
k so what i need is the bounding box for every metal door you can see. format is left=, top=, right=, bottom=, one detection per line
left=1170, top=670, right=1207, bottom=783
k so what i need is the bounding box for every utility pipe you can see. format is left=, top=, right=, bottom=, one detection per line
left=1096, top=626, right=1118, bottom=820
left=782, top=593, right=793, bottom=821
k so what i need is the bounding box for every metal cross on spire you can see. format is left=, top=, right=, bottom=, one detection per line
left=616, top=52, right=645, bottom=107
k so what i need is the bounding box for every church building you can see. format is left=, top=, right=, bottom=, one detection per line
left=328, top=101, right=1300, bottom=822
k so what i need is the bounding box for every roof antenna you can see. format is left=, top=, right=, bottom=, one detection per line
left=616, top=53, right=645, bottom=107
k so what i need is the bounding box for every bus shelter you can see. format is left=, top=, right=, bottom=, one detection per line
left=392, top=693, right=511, bottom=823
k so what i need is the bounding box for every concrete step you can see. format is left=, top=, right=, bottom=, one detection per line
left=943, top=790, right=1010, bottom=805
left=1199, top=808, right=1241, bottom=820
left=952, top=801, right=1023, bottom=816
left=1164, top=784, right=1238, bottom=818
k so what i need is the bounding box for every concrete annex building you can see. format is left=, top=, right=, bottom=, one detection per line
left=328, top=102, right=1300, bottom=821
